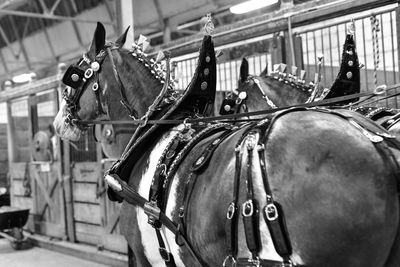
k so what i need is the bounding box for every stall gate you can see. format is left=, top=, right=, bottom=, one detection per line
left=174, top=3, right=400, bottom=110
left=1, top=76, right=128, bottom=254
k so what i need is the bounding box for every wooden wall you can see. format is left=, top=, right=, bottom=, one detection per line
left=72, top=162, right=127, bottom=254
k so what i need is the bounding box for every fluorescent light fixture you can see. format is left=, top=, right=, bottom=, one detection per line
left=12, top=72, right=36, bottom=83
left=230, top=0, right=279, bottom=14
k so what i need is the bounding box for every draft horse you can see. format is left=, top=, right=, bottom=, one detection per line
left=54, top=22, right=400, bottom=267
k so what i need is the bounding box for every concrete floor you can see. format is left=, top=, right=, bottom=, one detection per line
left=0, top=237, right=110, bottom=267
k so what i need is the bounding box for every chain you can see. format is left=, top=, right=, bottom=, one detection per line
left=370, top=15, right=380, bottom=88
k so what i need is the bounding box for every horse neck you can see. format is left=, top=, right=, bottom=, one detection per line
left=261, top=77, right=310, bottom=107
left=105, top=50, right=164, bottom=122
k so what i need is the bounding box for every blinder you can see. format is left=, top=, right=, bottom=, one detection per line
left=62, top=65, right=85, bottom=89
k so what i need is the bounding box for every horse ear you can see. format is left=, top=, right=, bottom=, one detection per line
left=88, top=22, right=106, bottom=57
left=260, top=64, right=268, bottom=77
left=115, top=26, right=130, bottom=47
left=240, top=58, right=249, bottom=83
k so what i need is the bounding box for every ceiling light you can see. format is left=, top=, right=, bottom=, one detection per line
left=12, top=72, right=36, bottom=83
left=230, top=0, right=279, bottom=14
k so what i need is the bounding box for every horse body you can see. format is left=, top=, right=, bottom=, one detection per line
left=53, top=23, right=400, bottom=266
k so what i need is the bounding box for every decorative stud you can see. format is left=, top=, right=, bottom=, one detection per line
left=195, top=156, right=205, bottom=166
left=71, top=74, right=79, bottom=82
left=205, top=56, right=211, bottom=63
left=348, top=60, right=354, bottom=67
left=346, top=50, right=354, bottom=55
left=224, top=105, right=231, bottom=112
left=212, top=138, right=220, bottom=145
left=92, top=82, right=99, bottom=91
left=346, top=71, right=353, bottom=79
left=204, top=68, right=209, bottom=75
left=91, top=61, right=100, bottom=72
left=238, top=91, right=247, bottom=100
left=201, top=81, right=208, bottom=90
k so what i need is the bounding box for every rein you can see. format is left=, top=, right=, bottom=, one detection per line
left=77, top=83, right=397, bottom=126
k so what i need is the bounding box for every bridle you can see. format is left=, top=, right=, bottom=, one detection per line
left=61, top=43, right=139, bottom=128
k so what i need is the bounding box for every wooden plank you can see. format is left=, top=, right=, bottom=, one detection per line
left=11, top=195, right=34, bottom=210
left=11, top=179, right=27, bottom=196
left=101, top=234, right=128, bottom=254
left=0, top=75, right=59, bottom=102
left=13, top=117, right=29, bottom=131
left=73, top=202, right=102, bottom=225
left=75, top=222, right=128, bottom=254
left=34, top=220, right=64, bottom=238
left=73, top=183, right=99, bottom=203
left=29, top=165, right=58, bottom=213
left=9, top=162, right=28, bottom=178
left=6, top=102, right=16, bottom=165
left=72, top=162, right=101, bottom=183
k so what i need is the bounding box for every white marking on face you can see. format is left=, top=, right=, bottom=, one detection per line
left=53, top=100, right=82, bottom=141
left=136, top=125, right=185, bottom=267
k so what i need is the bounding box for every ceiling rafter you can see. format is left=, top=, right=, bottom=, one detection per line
left=0, top=8, right=115, bottom=25
left=9, top=15, right=31, bottom=69
left=32, top=0, right=57, bottom=61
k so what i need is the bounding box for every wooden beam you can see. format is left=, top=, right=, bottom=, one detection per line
left=0, top=9, right=115, bottom=25
left=0, top=75, right=59, bottom=102
left=149, top=0, right=397, bottom=57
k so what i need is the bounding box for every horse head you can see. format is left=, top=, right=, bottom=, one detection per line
left=53, top=22, right=168, bottom=143
left=236, top=58, right=311, bottom=113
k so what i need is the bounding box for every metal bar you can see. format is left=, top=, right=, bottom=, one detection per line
left=379, top=14, right=388, bottom=106
left=295, top=5, right=397, bottom=35
left=149, top=0, right=396, bottom=57
left=328, top=26, right=334, bottom=82
left=0, top=46, right=9, bottom=75
left=0, top=9, right=115, bottom=25
left=389, top=10, right=398, bottom=108
left=313, top=31, right=317, bottom=76
left=49, top=0, right=62, bottom=15
left=362, top=18, right=369, bottom=91
left=305, top=32, right=310, bottom=80
left=320, top=28, right=327, bottom=86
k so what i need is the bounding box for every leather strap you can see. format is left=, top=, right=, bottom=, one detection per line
left=242, top=132, right=261, bottom=257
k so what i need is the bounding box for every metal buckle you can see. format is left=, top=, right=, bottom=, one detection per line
left=265, top=203, right=279, bottom=221
left=242, top=200, right=254, bottom=217
left=226, top=202, right=236, bottom=219
left=84, top=68, right=94, bottom=79
left=223, top=255, right=237, bottom=267
left=144, top=201, right=161, bottom=226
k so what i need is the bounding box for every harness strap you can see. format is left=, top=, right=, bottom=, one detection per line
left=155, top=229, right=177, bottom=267
left=224, top=143, right=242, bottom=265
left=104, top=173, right=203, bottom=265
left=242, top=132, right=261, bottom=257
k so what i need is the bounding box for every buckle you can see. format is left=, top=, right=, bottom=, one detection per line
left=84, top=68, right=94, bottom=79
left=158, top=247, right=171, bottom=262
left=242, top=200, right=254, bottom=217
left=226, top=202, right=236, bottom=219
left=223, top=255, right=237, bottom=267
left=265, top=203, right=279, bottom=221
left=144, top=201, right=161, bottom=227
